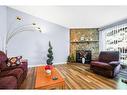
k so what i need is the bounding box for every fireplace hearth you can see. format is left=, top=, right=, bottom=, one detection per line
left=76, top=50, right=91, bottom=64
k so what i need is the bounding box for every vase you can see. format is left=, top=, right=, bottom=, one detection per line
left=82, top=58, right=85, bottom=64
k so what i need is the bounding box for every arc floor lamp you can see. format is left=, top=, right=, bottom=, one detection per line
left=5, top=16, right=42, bottom=55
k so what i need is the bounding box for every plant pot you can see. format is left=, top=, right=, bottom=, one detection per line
left=45, top=65, right=53, bottom=70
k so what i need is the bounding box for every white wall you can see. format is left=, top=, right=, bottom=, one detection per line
left=99, top=28, right=113, bottom=52
left=99, top=30, right=106, bottom=51
left=0, top=7, right=69, bottom=67
left=0, top=6, right=7, bottom=51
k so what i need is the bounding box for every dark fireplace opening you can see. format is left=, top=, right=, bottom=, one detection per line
left=76, top=50, right=91, bottom=64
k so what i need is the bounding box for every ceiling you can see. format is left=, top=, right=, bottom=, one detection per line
left=9, top=6, right=127, bottom=28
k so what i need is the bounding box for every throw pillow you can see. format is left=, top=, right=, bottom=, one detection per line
left=16, top=56, right=22, bottom=65
left=7, top=56, right=22, bottom=67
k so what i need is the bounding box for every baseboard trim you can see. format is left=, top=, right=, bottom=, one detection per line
left=28, top=62, right=67, bottom=68
left=53, top=62, right=67, bottom=65
left=28, top=64, right=45, bottom=68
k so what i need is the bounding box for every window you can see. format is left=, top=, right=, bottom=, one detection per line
left=103, top=24, right=127, bottom=65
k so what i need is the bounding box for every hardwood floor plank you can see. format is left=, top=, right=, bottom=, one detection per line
left=20, top=63, right=127, bottom=89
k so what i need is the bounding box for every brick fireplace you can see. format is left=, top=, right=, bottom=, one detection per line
left=70, top=28, right=99, bottom=61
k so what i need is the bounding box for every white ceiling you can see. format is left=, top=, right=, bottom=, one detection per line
left=9, top=6, right=127, bottom=28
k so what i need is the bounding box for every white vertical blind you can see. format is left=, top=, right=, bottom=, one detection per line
left=101, top=23, right=127, bottom=65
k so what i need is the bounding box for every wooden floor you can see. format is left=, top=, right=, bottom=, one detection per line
left=20, top=63, right=127, bottom=89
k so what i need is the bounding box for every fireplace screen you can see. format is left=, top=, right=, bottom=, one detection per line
left=76, top=50, right=91, bottom=63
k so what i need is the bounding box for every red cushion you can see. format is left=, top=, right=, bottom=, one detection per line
left=91, top=61, right=112, bottom=70
left=0, top=76, right=17, bottom=89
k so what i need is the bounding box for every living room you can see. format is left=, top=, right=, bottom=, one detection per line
left=0, top=5, right=127, bottom=91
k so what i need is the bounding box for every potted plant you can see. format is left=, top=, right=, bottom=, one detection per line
left=67, top=55, right=71, bottom=63
left=45, top=41, right=54, bottom=75
left=71, top=54, right=75, bottom=62
left=67, top=54, right=76, bottom=63
left=46, top=41, right=53, bottom=65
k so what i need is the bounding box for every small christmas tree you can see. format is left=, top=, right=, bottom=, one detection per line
left=46, top=41, right=53, bottom=65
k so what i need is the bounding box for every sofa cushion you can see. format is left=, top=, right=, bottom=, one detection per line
left=1, top=62, right=28, bottom=72
left=17, top=62, right=28, bottom=71
left=99, top=51, right=119, bottom=63
left=0, top=62, right=7, bottom=70
left=0, top=51, right=7, bottom=63
left=0, top=51, right=8, bottom=70
left=0, top=68, right=23, bottom=80
left=91, top=61, right=113, bottom=70
left=0, top=76, right=17, bottom=89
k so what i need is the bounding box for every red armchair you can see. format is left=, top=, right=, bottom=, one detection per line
left=90, top=51, right=121, bottom=78
left=0, top=51, right=28, bottom=89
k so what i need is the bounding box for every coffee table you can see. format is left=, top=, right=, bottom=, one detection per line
left=35, top=66, right=65, bottom=89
